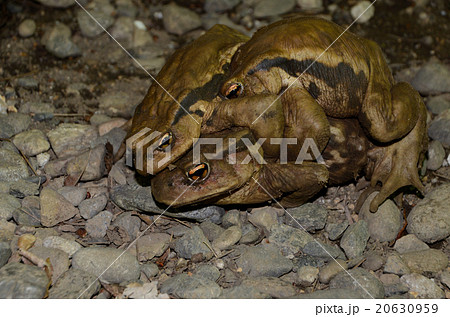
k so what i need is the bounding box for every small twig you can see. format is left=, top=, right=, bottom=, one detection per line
left=160, top=216, right=192, bottom=228
left=353, top=257, right=366, bottom=268
left=19, top=207, right=40, bottom=222
left=433, top=172, right=450, bottom=181
left=203, top=241, right=218, bottom=258
left=343, top=197, right=354, bottom=225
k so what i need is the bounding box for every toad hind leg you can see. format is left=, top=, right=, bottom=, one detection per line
left=366, top=90, right=427, bottom=212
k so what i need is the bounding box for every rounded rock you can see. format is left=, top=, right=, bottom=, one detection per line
left=18, top=19, right=36, bottom=38
left=13, top=130, right=50, bottom=157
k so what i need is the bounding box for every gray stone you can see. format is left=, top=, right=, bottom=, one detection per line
left=98, top=91, right=141, bottom=118
left=116, top=0, right=137, bottom=17
left=57, top=186, right=87, bottom=207
left=13, top=197, right=41, bottom=226
left=240, top=276, right=297, bottom=298
left=0, top=241, right=11, bottom=268
left=0, top=149, right=30, bottom=182
left=141, top=263, right=159, bottom=278
left=427, top=140, right=446, bottom=170
left=253, top=0, right=296, bottom=18
left=204, top=0, right=240, bottom=13
left=0, top=262, right=49, bottom=298
left=43, top=236, right=82, bottom=257
left=407, top=183, right=450, bottom=243
left=302, top=240, right=344, bottom=260
left=0, top=113, right=31, bottom=136
left=162, top=3, right=202, bottom=35
left=29, top=246, right=69, bottom=282
left=426, top=94, right=450, bottom=115
left=47, top=123, right=98, bottom=159
left=362, top=253, right=384, bottom=271
left=0, top=220, right=16, bottom=241
left=20, top=102, right=55, bottom=115
left=72, top=247, right=140, bottom=284
left=42, top=22, right=80, bottom=58
left=212, top=225, right=242, bottom=251
left=173, top=205, right=225, bottom=224
left=285, top=203, right=328, bottom=232
left=49, top=268, right=100, bottom=299
left=248, top=206, right=278, bottom=233
left=219, top=285, right=269, bottom=299
left=221, top=209, right=241, bottom=228
left=340, top=220, right=369, bottom=259
left=360, top=192, right=403, bottom=242
left=293, top=288, right=364, bottom=299
left=330, top=267, right=384, bottom=299
left=174, top=226, right=212, bottom=260
left=112, top=212, right=141, bottom=241
left=440, top=270, right=450, bottom=288
left=297, top=0, right=323, bottom=12
left=40, top=187, right=78, bottom=227
left=411, top=59, right=450, bottom=95
left=400, top=249, right=448, bottom=274
left=160, top=273, right=222, bottom=299
left=236, top=244, right=293, bottom=277
left=350, top=0, right=375, bottom=23
left=66, top=145, right=105, bottom=181
left=394, top=234, right=429, bottom=254
left=194, top=264, right=220, bottom=282
left=400, top=273, right=444, bottom=299
left=428, top=109, right=450, bottom=146
left=0, top=193, right=20, bottom=220
left=136, top=233, right=171, bottom=261
left=36, top=0, right=74, bottom=8
left=78, top=195, right=107, bottom=219
left=86, top=210, right=113, bottom=238
left=9, top=179, right=40, bottom=198
left=110, top=184, right=164, bottom=214
left=91, top=127, right=127, bottom=156
left=318, top=259, right=348, bottom=284
left=76, top=0, right=115, bottom=38
left=296, top=265, right=319, bottom=286
left=200, top=221, right=224, bottom=242
left=384, top=252, right=411, bottom=275
left=268, top=223, right=313, bottom=255
left=18, top=19, right=36, bottom=37
left=240, top=223, right=260, bottom=244
left=17, top=77, right=38, bottom=89
left=326, top=221, right=349, bottom=240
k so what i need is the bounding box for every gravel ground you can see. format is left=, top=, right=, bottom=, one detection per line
left=0, top=0, right=449, bottom=299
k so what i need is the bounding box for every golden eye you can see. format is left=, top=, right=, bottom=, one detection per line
left=187, top=163, right=210, bottom=182
left=157, top=132, right=172, bottom=150
left=224, top=83, right=243, bottom=99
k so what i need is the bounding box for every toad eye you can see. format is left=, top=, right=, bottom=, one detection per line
left=156, top=132, right=172, bottom=151
left=224, top=83, right=243, bottom=99
left=187, top=163, right=210, bottom=182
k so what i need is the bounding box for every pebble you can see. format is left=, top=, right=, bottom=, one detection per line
left=296, top=265, right=319, bottom=286
left=66, top=145, right=106, bottom=181
left=294, top=288, right=364, bottom=299
left=110, top=184, right=164, bottom=214
left=98, top=90, right=141, bottom=118
left=204, top=0, right=240, bottom=13
left=428, top=109, right=450, bottom=146
left=0, top=262, right=49, bottom=298
left=47, top=123, right=98, bottom=159
left=12, top=130, right=50, bottom=157
left=350, top=0, right=375, bottom=23
left=36, top=153, right=50, bottom=168
left=172, top=205, right=225, bottom=224
left=253, top=0, right=296, bottom=18
left=240, top=277, right=297, bottom=298
left=393, top=234, right=429, bottom=254
left=42, top=22, right=80, bottom=58
left=162, top=3, right=202, bottom=35
left=39, top=187, right=78, bottom=227
left=302, top=240, right=345, bottom=260
left=112, top=212, right=141, bottom=241
left=0, top=193, right=20, bottom=220
left=0, top=220, right=16, bottom=241
left=78, top=194, right=107, bottom=219
left=440, top=270, right=450, bottom=288
left=36, top=0, right=74, bottom=8
left=0, top=241, right=11, bottom=268
left=318, top=259, right=348, bottom=284
left=426, top=94, right=450, bottom=115
left=362, top=252, right=384, bottom=271
left=42, top=236, right=81, bottom=257
left=29, top=246, right=69, bottom=282
left=43, top=157, right=71, bottom=177
left=297, top=0, right=323, bottom=12
left=14, top=196, right=40, bottom=226
left=76, top=0, right=115, bottom=38
left=212, top=225, right=242, bottom=251
left=116, top=0, right=137, bottom=17
left=427, top=140, right=446, bottom=170
left=160, top=273, right=222, bottom=299
left=330, top=267, right=384, bottom=299
left=0, top=149, right=30, bottom=182
left=91, top=126, right=127, bottom=156
left=199, top=221, right=225, bottom=242
left=98, top=118, right=128, bottom=136
left=57, top=186, right=87, bottom=207
left=325, top=221, right=349, bottom=240
left=194, top=264, right=220, bottom=282
left=86, top=210, right=113, bottom=238
left=136, top=233, right=171, bottom=261
left=400, top=273, right=444, bottom=299
left=248, top=207, right=278, bottom=233
left=222, top=209, right=242, bottom=228
left=141, top=263, right=159, bottom=278
left=10, top=179, right=40, bottom=198
left=49, top=268, right=100, bottom=299
left=359, top=193, right=403, bottom=242
left=411, top=59, right=450, bottom=95
left=400, top=249, right=448, bottom=274
left=174, top=226, right=212, bottom=260
left=285, top=203, right=328, bottom=232
left=219, top=285, right=269, bottom=299
left=268, top=223, right=313, bottom=255
left=407, top=183, right=450, bottom=243
left=72, top=247, right=140, bottom=284
left=384, top=252, right=411, bottom=275
left=20, top=102, right=55, bottom=115
left=236, top=244, right=293, bottom=277
left=340, top=220, right=369, bottom=259
left=17, top=77, right=38, bottom=89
